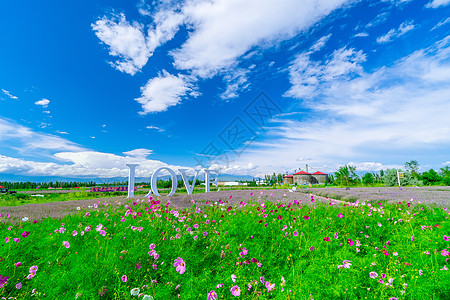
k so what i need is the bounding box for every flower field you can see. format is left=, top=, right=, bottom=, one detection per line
left=0, top=191, right=449, bottom=299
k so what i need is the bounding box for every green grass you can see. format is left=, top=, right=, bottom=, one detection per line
left=0, top=192, right=449, bottom=299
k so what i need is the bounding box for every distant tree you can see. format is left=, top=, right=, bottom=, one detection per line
left=421, top=169, right=441, bottom=186
left=439, top=166, right=450, bottom=177
left=383, top=169, right=420, bottom=187
left=405, top=160, right=420, bottom=178
left=334, top=165, right=359, bottom=186
left=362, top=173, right=374, bottom=185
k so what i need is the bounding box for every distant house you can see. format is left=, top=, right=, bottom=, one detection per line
left=283, top=170, right=329, bottom=185
left=283, top=175, right=293, bottom=184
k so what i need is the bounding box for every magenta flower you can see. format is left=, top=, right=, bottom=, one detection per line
left=369, top=272, right=378, bottom=278
left=444, top=235, right=450, bottom=241
left=303, top=216, right=309, bottom=221
left=121, top=275, right=127, bottom=282
left=260, top=276, right=265, bottom=284
left=149, top=243, right=156, bottom=250
left=0, top=275, right=9, bottom=288
left=16, top=282, right=22, bottom=289
left=383, top=250, right=389, bottom=256
left=265, top=281, right=275, bottom=291
left=411, top=235, right=414, bottom=241
left=14, top=238, right=20, bottom=243
left=441, top=249, right=450, bottom=256
left=231, top=274, right=237, bottom=282
left=338, top=213, right=343, bottom=218
left=174, top=257, right=186, bottom=274
left=29, top=266, right=38, bottom=273
left=347, top=239, right=354, bottom=246
left=5, top=237, right=9, bottom=243
left=419, top=270, right=423, bottom=275
left=208, top=290, right=218, bottom=300
left=309, top=246, right=315, bottom=251
left=21, top=231, right=30, bottom=238
left=334, top=232, right=338, bottom=239
left=63, top=241, right=70, bottom=248
left=15, top=262, right=21, bottom=267
left=230, top=285, right=241, bottom=296
left=323, top=237, right=330, bottom=242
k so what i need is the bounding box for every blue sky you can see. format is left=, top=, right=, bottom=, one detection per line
left=0, top=0, right=449, bottom=179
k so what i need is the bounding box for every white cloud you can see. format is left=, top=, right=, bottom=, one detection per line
left=0, top=117, right=84, bottom=155
left=426, top=0, right=450, bottom=8
left=92, top=13, right=150, bottom=75
left=376, top=21, right=415, bottom=44
left=310, top=34, right=332, bottom=52
left=442, top=161, right=450, bottom=165
left=35, top=98, right=50, bottom=107
left=171, top=0, right=349, bottom=78
left=2, top=89, right=18, bottom=99
left=0, top=151, right=196, bottom=178
left=354, top=32, right=369, bottom=37
left=230, top=36, right=450, bottom=176
left=56, top=131, right=69, bottom=135
left=347, top=162, right=403, bottom=171
left=366, top=12, right=389, bottom=28
left=432, top=17, right=450, bottom=31
left=219, top=68, right=250, bottom=100
left=285, top=47, right=366, bottom=99
left=146, top=125, right=165, bottom=132
left=123, top=148, right=153, bottom=158
left=135, top=70, right=196, bottom=113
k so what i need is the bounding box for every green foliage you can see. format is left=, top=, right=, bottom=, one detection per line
left=362, top=173, right=374, bottom=185
left=0, top=194, right=449, bottom=299
left=404, top=160, right=420, bottom=178
left=334, top=165, right=359, bottom=186
left=382, top=169, right=420, bottom=187
left=421, top=169, right=442, bottom=186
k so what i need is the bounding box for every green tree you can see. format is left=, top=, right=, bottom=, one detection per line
left=405, top=160, right=420, bottom=178
left=383, top=169, right=420, bottom=187
left=362, top=173, right=374, bottom=185
left=334, top=165, right=359, bottom=186
left=421, top=169, right=441, bottom=186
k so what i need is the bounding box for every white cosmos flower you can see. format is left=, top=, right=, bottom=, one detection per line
left=77, top=207, right=81, bottom=210
left=22, top=217, right=29, bottom=222
left=130, top=288, right=140, bottom=296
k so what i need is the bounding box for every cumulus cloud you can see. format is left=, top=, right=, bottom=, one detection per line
left=376, top=21, right=415, bottom=44
left=2, top=89, right=18, bottom=99
left=93, top=0, right=351, bottom=110
left=35, top=98, right=50, bottom=107
left=231, top=36, right=450, bottom=175
left=425, top=0, right=450, bottom=8
left=135, top=70, right=196, bottom=113
left=92, top=13, right=150, bottom=75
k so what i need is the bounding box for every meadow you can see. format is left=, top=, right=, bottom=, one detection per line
left=0, top=190, right=449, bottom=299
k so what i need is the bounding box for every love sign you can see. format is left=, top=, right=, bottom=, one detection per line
left=126, top=164, right=219, bottom=198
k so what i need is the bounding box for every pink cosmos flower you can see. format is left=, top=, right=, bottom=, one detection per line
left=310, top=246, right=315, bottom=251
left=347, top=239, right=354, bottom=246
left=63, top=241, right=70, bottom=248
left=419, top=270, right=423, bottom=275
left=369, top=272, right=378, bottom=278
left=16, top=282, right=22, bottom=289
left=265, top=281, right=275, bottom=291
left=14, top=238, right=20, bottom=243
left=323, top=237, right=330, bottom=242
left=231, top=285, right=241, bottom=296
left=303, top=216, right=309, bottom=221
left=29, top=266, right=38, bottom=273
left=334, top=232, right=338, bottom=239
left=121, top=275, right=127, bottom=282
left=444, top=236, right=450, bottom=241
left=174, top=257, right=186, bottom=274
left=5, top=237, right=9, bottom=243
left=22, top=231, right=30, bottom=238
left=231, top=274, right=237, bottom=283
left=149, top=243, right=156, bottom=250
left=338, top=213, right=343, bottom=218
left=208, top=290, right=218, bottom=300
left=260, top=276, right=265, bottom=284
left=411, top=235, right=414, bottom=241
left=0, top=275, right=9, bottom=288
